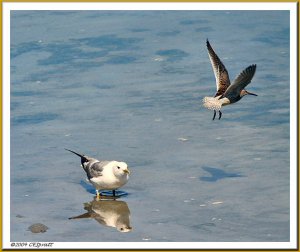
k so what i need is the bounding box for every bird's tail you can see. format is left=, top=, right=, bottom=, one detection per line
left=202, top=96, right=223, bottom=111
left=69, top=212, right=92, bottom=220
left=65, top=148, right=89, bottom=164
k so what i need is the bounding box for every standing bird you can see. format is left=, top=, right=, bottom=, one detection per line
left=203, top=39, right=257, bottom=120
left=65, top=149, right=130, bottom=199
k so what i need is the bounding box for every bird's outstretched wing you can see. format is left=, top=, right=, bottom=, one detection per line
left=223, top=64, right=256, bottom=98
left=85, top=161, right=110, bottom=179
left=206, top=39, right=231, bottom=97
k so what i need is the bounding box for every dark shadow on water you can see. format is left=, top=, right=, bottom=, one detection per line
left=80, top=180, right=95, bottom=194
left=80, top=180, right=128, bottom=197
left=200, top=166, right=245, bottom=182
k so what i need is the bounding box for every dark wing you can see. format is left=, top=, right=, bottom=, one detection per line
left=223, top=64, right=256, bottom=98
left=206, top=39, right=231, bottom=97
left=85, top=161, right=110, bottom=180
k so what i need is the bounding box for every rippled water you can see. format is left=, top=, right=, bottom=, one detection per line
left=9, top=9, right=291, bottom=245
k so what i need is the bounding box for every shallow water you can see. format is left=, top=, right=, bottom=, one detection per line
left=10, top=10, right=290, bottom=243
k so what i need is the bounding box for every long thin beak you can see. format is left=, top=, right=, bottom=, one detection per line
left=247, top=91, right=258, bottom=96
left=124, top=169, right=130, bottom=175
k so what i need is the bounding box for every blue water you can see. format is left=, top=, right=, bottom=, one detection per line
left=10, top=10, right=290, bottom=243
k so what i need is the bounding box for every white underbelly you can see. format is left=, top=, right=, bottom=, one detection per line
left=203, top=96, right=230, bottom=110
left=89, top=175, right=128, bottom=190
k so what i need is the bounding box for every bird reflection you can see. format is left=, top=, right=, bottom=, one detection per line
left=69, top=199, right=132, bottom=233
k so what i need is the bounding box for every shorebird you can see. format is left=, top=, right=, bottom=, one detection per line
left=66, top=149, right=130, bottom=199
left=203, top=39, right=257, bottom=120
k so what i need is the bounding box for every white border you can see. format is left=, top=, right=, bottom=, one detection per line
left=3, top=2, right=298, bottom=250
left=3, top=2, right=11, bottom=250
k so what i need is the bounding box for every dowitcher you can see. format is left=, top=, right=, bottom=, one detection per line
left=203, top=39, right=257, bottom=120
left=65, top=149, right=130, bottom=199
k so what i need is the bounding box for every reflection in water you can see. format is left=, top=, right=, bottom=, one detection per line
left=69, top=199, right=132, bottom=233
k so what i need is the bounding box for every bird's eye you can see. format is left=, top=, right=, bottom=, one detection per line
left=117, top=166, right=120, bottom=169
left=120, top=228, right=124, bottom=231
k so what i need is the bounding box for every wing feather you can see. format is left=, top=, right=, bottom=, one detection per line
left=206, top=39, right=230, bottom=96
left=85, top=161, right=110, bottom=179
left=224, top=64, right=256, bottom=98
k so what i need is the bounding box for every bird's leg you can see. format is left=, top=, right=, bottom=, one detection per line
left=112, top=190, right=116, bottom=197
left=96, top=190, right=101, bottom=200
left=218, top=111, right=222, bottom=120
left=212, top=110, right=216, bottom=120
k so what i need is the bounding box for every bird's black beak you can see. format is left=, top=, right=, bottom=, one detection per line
left=247, top=91, right=258, bottom=96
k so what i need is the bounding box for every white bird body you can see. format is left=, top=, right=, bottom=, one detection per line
left=89, top=161, right=129, bottom=191
left=66, top=149, right=130, bottom=198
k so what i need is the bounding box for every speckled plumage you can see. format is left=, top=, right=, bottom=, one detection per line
left=203, top=39, right=257, bottom=120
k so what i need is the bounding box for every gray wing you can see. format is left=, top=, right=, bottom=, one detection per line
left=223, top=64, right=256, bottom=98
left=206, top=39, right=231, bottom=97
left=85, top=160, right=110, bottom=180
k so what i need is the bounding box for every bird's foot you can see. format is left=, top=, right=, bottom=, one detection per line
left=95, top=190, right=101, bottom=201
left=218, top=111, right=222, bottom=120
left=212, top=110, right=216, bottom=120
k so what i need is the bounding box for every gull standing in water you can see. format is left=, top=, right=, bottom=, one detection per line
left=66, top=149, right=130, bottom=199
left=203, top=39, right=257, bottom=120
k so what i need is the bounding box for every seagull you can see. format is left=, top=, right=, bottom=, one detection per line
left=65, top=149, right=130, bottom=199
left=69, top=199, right=132, bottom=233
left=203, top=39, right=257, bottom=120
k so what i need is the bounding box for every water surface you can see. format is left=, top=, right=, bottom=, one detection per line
left=10, top=10, right=290, bottom=243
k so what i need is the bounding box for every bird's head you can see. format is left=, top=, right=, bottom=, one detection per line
left=117, top=225, right=133, bottom=233
left=240, top=89, right=258, bottom=97
left=113, top=161, right=130, bottom=177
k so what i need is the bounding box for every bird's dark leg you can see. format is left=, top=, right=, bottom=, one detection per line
left=218, top=111, right=222, bottom=120
left=212, top=110, right=216, bottom=120
left=96, top=190, right=101, bottom=200
left=112, top=190, right=116, bottom=197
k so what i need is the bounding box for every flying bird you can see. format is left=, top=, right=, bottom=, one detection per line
left=66, top=149, right=130, bottom=199
left=203, top=39, right=257, bottom=120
